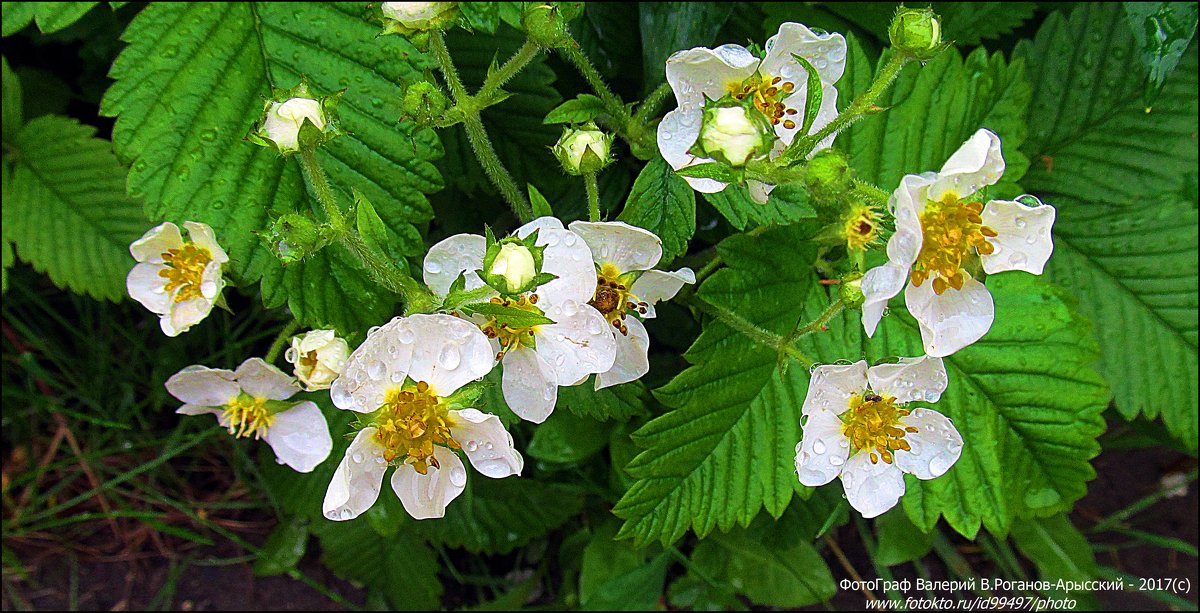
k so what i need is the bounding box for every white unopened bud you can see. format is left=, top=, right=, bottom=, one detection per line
left=489, top=243, right=537, bottom=293
left=285, top=329, right=350, bottom=391
left=263, top=98, right=325, bottom=153
left=698, top=106, right=769, bottom=167
left=553, top=123, right=614, bottom=175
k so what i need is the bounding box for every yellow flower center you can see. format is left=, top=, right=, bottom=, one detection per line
left=299, top=350, right=319, bottom=370
left=159, top=243, right=213, bottom=303
left=373, top=381, right=459, bottom=474
left=479, top=294, right=541, bottom=360
left=841, top=392, right=918, bottom=465
left=223, top=396, right=274, bottom=440
left=910, top=193, right=998, bottom=295
left=844, top=204, right=882, bottom=251
left=729, top=73, right=800, bottom=129
left=589, top=263, right=647, bottom=337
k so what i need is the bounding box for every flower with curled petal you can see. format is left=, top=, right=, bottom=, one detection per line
left=658, top=22, right=846, bottom=203
left=168, top=358, right=332, bottom=473
left=422, top=218, right=617, bottom=424
left=795, top=356, right=961, bottom=518
left=126, top=221, right=228, bottom=337
left=567, top=221, right=695, bottom=389
left=286, top=329, right=351, bottom=392
left=860, top=129, right=1056, bottom=357
left=324, top=314, right=522, bottom=521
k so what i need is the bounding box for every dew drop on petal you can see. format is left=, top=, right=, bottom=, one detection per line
left=398, top=326, right=415, bottom=344
left=830, top=455, right=844, bottom=466
left=367, top=361, right=385, bottom=380
left=352, top=452, right=364, bottom=463
left=564, top=233, right=578, bottom=246
left=562, top=300, right=579, bottom=317
left=924, top=390, right=941, bottom=403
left=425, top=261, right=442, bottom=274
left=813, top=440, right=826, bottom=454
left=465, top=440, right=479, bottom=452
left=484, top=442, right=494, bottom=451
left=438, top=344, right=461, bottom=369
left=1014, top=216, right=1027, bottom=229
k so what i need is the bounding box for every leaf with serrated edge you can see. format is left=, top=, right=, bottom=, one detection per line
left=618, top=157, right=695, bottom=265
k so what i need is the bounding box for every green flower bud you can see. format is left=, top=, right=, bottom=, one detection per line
left=380, top=2, right=459, bottom=37
left=692, top=101, right=775, bottom=167
left=402, top=81, right=450, bottom=125
left=839, top=272, right=865, bottom=309
left=889, top=7, right=942, bottom=60
left=247, top=78, right=344, bottom=156
left=522, top=3, right=579, bottom=49
left=552, top=122, right=615, bottom=175
left=265, top=213, right=325, bottom=264
left=804, top=148, right=853, bottom=204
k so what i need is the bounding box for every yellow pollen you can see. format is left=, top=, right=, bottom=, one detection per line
left=222, top=396, right=274, bottom=440
left=588, top=263, right=647, bottom=337
left=843, top=204, right=882, bottom=251
left=373, top=381, right=459, bottom=475
left=299, top=350, right=319, bottom=370
left=728, top=73, right=798, bottom=125
left=910, top=193, right=997, bottom=295
left=159, top=242, right=213, bottom=303
left=479, top=294, right=540, bottom=360
left=841, top=392, right=914, bottom=465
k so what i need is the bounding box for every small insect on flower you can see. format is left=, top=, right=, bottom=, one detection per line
left=860, top=129, right=1056, bottom=357
left=795, top=357, right=961, bottom=518
left=422, top=218, right=617, bottom=423
left=567, top=221, right=696, bottom=389
left=168, top=358, right=333, bottom=473
left=127, top=221, right=228, bottom=337
left=658, top=22, right=846, bottom=203
left=323, top=314, right=523, bottom=520
left=286, top=329, right=351, bottom=391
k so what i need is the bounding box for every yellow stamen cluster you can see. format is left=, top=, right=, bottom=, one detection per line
left=841, top=392, right=918, bottom=465
left=160, top=243, right=213, bottom=303
left=374, top=381, right=459, bottom=475
left=911, top=193, right=998, bottom=295
left=479, top=294, right=540, bottom=360
left=730, top=74, right=800, bottom=129
left=589, top=263, right=647, bottom=336
left=222, top=396, right=274, bottom=440
left=844, top=204, right=883, bottom=251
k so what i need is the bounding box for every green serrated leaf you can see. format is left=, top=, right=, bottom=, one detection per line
left=1, top=2, right=36, bottom=36
left=544, top=94, right=606, bottom=124
left=354, top=189, right=394, bottom=261
left=461, top=301, right=555, bottom=327
left=1011, top=514, right=1099, bottom=606
left=874, top=508, right=933, bottom=567
left=2, top=56, right=21, bottom=142
left=558, top=380, right=647, bottom=422
left=528, top=182, right=554, bottom=217
left=579, top=519, right=665, bottom=611
left=639, top=2, right=732, bottom=92
left=673, top=161, right=740, bottom=183
left=311, top=519, right=442, bottom=610
left=2, top=2, right=100, bottom=35
left=101, top=2, right=441, bottom=335
left=458, top=1, right=499, bottom=33
left=253, top=516, right=308, bottom=577
left=821, top=3, right=1037, bottom=46
left=1124, top=2, right=1198, bottom=105
left=689, top=522, right=835, bottom=608
left=2, top=116, right=146, bottom=302
left=701, top=182, right=816, bottom=231
left=618, top=157, right=695, bottom=265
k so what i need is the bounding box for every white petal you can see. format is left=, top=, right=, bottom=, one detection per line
left=630, top=268, right=695, bottom=318
left=423, top=233, right=487, bottom=297
left=330, top=316, right=415, bottom=413
left=528, top=228, right=597, bottom=306
left=322, top=428, right=388, bottom=521
left=449, top=408, right=524, bottom=478
left=867, top=356, right=948, bottom=404
left=390, top=447, right=467, bottom=520
left=658, top=110, right=727, bottom=194
left=930, top=129, right=1005, bottom=201
left=406, top=314, right=496, bottom=396
left=199, top=260, right=224, bottom=300
left=166, top=365, right=239, bottom=406
left=760, top=22, right=847, bottom=86
left=905, top=273, right=995, bottom=357
left=176, top=404, right=223, bottom=417
left=536, top=304, right=618, bottom=384
left=501, top=347, right=558, bottom=424
left=980, top=198, right=1056, bottom=275
left=894, top=407, right=963, bottom=480
left=183, top=221, right=228, bottom=263
left=595, top=317, right=650, bottom=389
left=159, top=314, right=182, bottom=337
left=126, top=262, right=171, bottom=315
left=803, top=361, right=867, bottom=415
left=235, top=357, right=298, bottom=400
left=263, top=401, right=332, bottom=473
left=860, top=263, right=907, bottom=337
left=795, top=408, right=850, bottom=486
left=129, top=222, right=182, bottom=263
left=514, top=216, right=564, bottom=235
left=165, top=296, right=214, bottom=336
left=840, top=451, right=906, bottom=519
left=568, top=221, right=663, bottom=272
left=861, top=176, right=927, bottom=337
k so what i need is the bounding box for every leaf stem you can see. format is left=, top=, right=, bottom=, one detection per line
left=476, top=39, right=541, bottom=104
left=584, top=171, right=601, bottom=221
left=788, top=299, right=845, bottom=342
left=687, top=295, right=816, bottom=368
left=557, top=41, right=656, bottom=153
left=634, top=81, right=674, bottom=124
left=297, top=149, right=346, bottom=232
left=264, top=320, right=301, bottom=364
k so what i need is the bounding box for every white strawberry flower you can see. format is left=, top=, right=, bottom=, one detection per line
left=262, top=97, right=324, bottom=153
left=285, top=329, right=351, bottom=392
left=860, top=129, right=1056, bottom=357
left=795, top=357, right=960, bottom=518
left=324, top=314, right=522, bottom=521
left=421, top=218, right=617, bottom=423
left=168, top=358, right=332, bottom=473
left=658, top=22, right=846, bottom=203
left=380, top=2, right=458, bottom=36
left=567, top=221, right=696, bottom=389
left=126, top=221, right=228, bottom=337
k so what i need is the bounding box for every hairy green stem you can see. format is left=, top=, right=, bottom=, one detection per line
left=853, top=179, right=891, bottom=207
left=634, top=80, right=674, bottom=123
left=788, top=299, right=845, bottom=341
left=476, top=39, right=541, bottom=104
left=557, top=42, right=657, bottom=153
left=688, top=295, right=816, bottom=368
left=264, top=320, right=301, bottom=364
left=584, top=172, right=601, bottom=221
left=298, top=149, right=346, bottom=232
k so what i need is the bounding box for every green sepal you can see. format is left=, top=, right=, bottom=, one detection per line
left=528, top=183, right=555, bottom=217
left=789, top=53, right=825, bottom=136
left=674, top=162, right=743, bottom=183
left=354, top=189, right=392, bottom=261
left=443, top=380, right=487, bottom=412
left=480, top=227, right=550, bottom=296
left=460, top=301, right=556, bottom=328
left=246, top=76, right=346, bottom=156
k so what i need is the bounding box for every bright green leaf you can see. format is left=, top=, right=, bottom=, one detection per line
left=638, top=2, right=732, bottom=92
left=527, top=410, right=614, bottom=464
left=558, top=380, right=647, bottom=422
left=874, top=508, right=933, bottom=567
left=618, top=157, right=695, bottom=265
left=1011, top=514, right=1099, bottom=604
left=701, top=182, right=816, bottom=231
left=1124, top=2, right=1198, bottom=105
left=690, top=525, right=835, bottom=608
left=2, top=56, right=21, bottom=141
left=544, top=94, right=606, bottom=124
